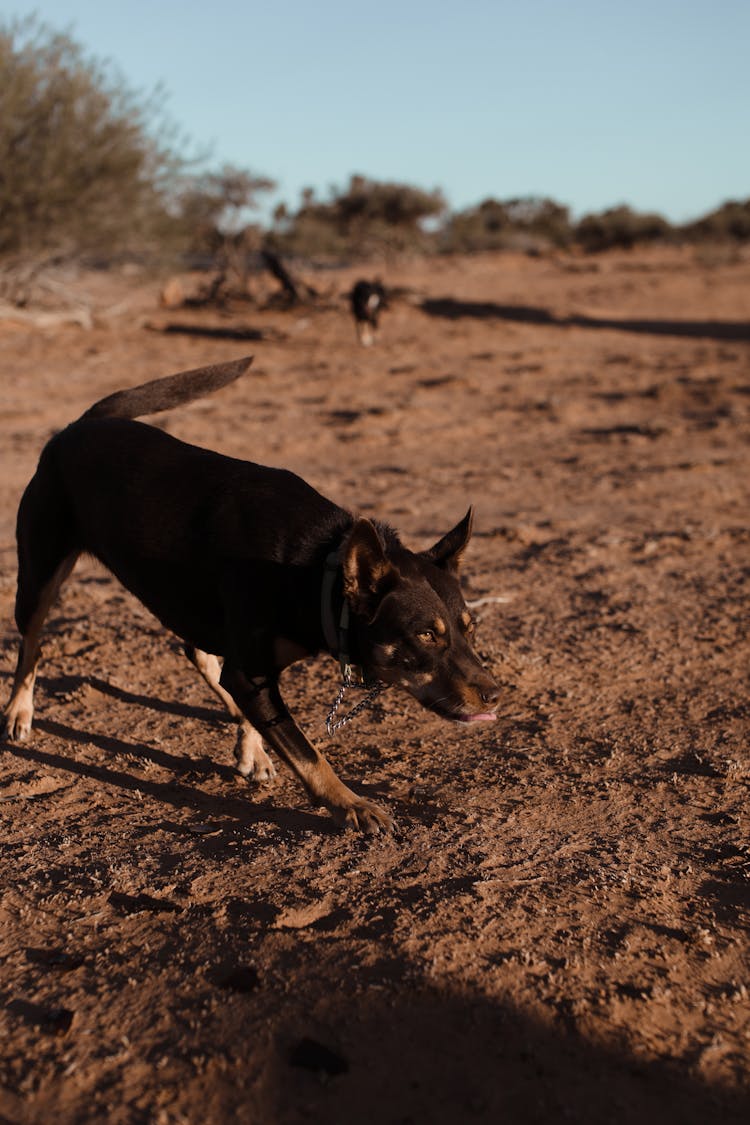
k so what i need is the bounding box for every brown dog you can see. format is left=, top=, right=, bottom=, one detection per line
left=3, top=358, right=499, bottom=832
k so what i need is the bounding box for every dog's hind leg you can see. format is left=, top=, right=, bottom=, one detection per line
left=184, top=645, right=242, bottom=718
left=4, top=468, right=80, bottom=742
left=184, top=645, right=277, bottom=781
left=4, top=551, right=78, bottom=741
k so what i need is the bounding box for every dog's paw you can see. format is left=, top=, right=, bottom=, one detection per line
left=2, top=693, right=34, bottom=738
left=3, top=702, right=33, bottom=742
left=334, top=795, right=393, bottom=835
left=236, top=752, right=277, bottom=783
left=234, top=726, right=277, bottom=783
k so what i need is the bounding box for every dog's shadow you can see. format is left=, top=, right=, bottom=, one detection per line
left=5, top=713, right=334, bottom=837
left=3, top=671, right=410, bottom=835
left=41, top=672, right=227, bottom=726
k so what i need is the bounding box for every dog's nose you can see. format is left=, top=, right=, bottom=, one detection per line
left=480, top=686, right=500, bottom=708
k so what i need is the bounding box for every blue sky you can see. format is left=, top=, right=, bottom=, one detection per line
left=6, top=0, right=749, bottom=222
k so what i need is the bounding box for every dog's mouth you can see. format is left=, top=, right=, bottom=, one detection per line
left=454, top=711, right=497, bottom=723
left=429, top=702, right=498, bottom=725
left=388, top=673, right=499, bottom=725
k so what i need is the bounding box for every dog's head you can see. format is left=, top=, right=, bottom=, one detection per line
left=342, top=510, right=499, bottom=723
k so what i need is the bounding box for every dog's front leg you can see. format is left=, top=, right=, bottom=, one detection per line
left=220, top=666, right=392, bottom=834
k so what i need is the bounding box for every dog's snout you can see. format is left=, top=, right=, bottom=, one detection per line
left=480, top=686, right=500, bottom=707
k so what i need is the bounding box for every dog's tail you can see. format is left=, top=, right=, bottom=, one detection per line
left=79, top=356, right=253, bottom=422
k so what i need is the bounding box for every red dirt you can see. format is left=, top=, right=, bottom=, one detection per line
left=1, top=247, right=749, bottom=1124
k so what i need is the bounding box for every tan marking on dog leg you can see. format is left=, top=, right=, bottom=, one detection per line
left=3, top=554, right=78, bottom=741
left=272, top=734, right=391, bottom=833
left=186, top=647, right=243, bottom=719
left=234, top=720, right=276, bottom=782
left=223, top=669, right=392, bottom=833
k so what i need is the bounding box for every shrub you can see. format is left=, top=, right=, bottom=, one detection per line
left=440, top=196, right=572, bottom=253
left=574, top=205, right=672, bottom=252
left=681, top=199, right=750, bottom=242
left=171, top=164, right=276, bottom=261
left=0, top=15, right=193, bottom=264
left=273, top=175, right=447, bottom=260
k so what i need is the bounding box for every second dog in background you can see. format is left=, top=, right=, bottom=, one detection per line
left=350, top=279, right=388, bottom=346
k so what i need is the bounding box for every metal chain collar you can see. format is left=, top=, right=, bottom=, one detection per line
left=325, top=675, right=385, bottom=736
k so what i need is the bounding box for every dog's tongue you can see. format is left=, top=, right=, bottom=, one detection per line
left=458, top=712, right=497, bottom=723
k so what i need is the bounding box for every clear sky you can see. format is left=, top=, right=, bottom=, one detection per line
left=6, top=0, right=750, bottom=222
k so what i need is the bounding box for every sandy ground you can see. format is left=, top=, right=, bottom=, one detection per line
left=0, top=246, right=749, bottom=1124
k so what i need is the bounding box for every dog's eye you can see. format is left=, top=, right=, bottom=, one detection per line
left=417, top=630, right=436, bottom=644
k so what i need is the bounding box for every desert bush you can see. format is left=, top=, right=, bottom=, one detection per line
left=0, top=15, right=190, bottom=267
left=273, top=175, right=447, bottom=260
left=574, top=205, right=673, bottom=252
left=172, top=164, right=275, bottom=259
left=440, top=196, right=572, bottom=253
left=440, top=198, right=510, bottom=253
left=681, top=198, right=750, bottom=242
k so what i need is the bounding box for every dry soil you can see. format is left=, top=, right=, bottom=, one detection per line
left=0, top=247, right=749, bottom=1124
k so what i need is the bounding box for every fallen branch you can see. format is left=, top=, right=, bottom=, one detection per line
left=0, top=301, right=93, bottom=329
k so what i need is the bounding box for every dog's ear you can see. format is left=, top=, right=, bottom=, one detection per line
left=423, top=507, right=474, bottom=572
left=343, top=518, right=398, bottom=617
